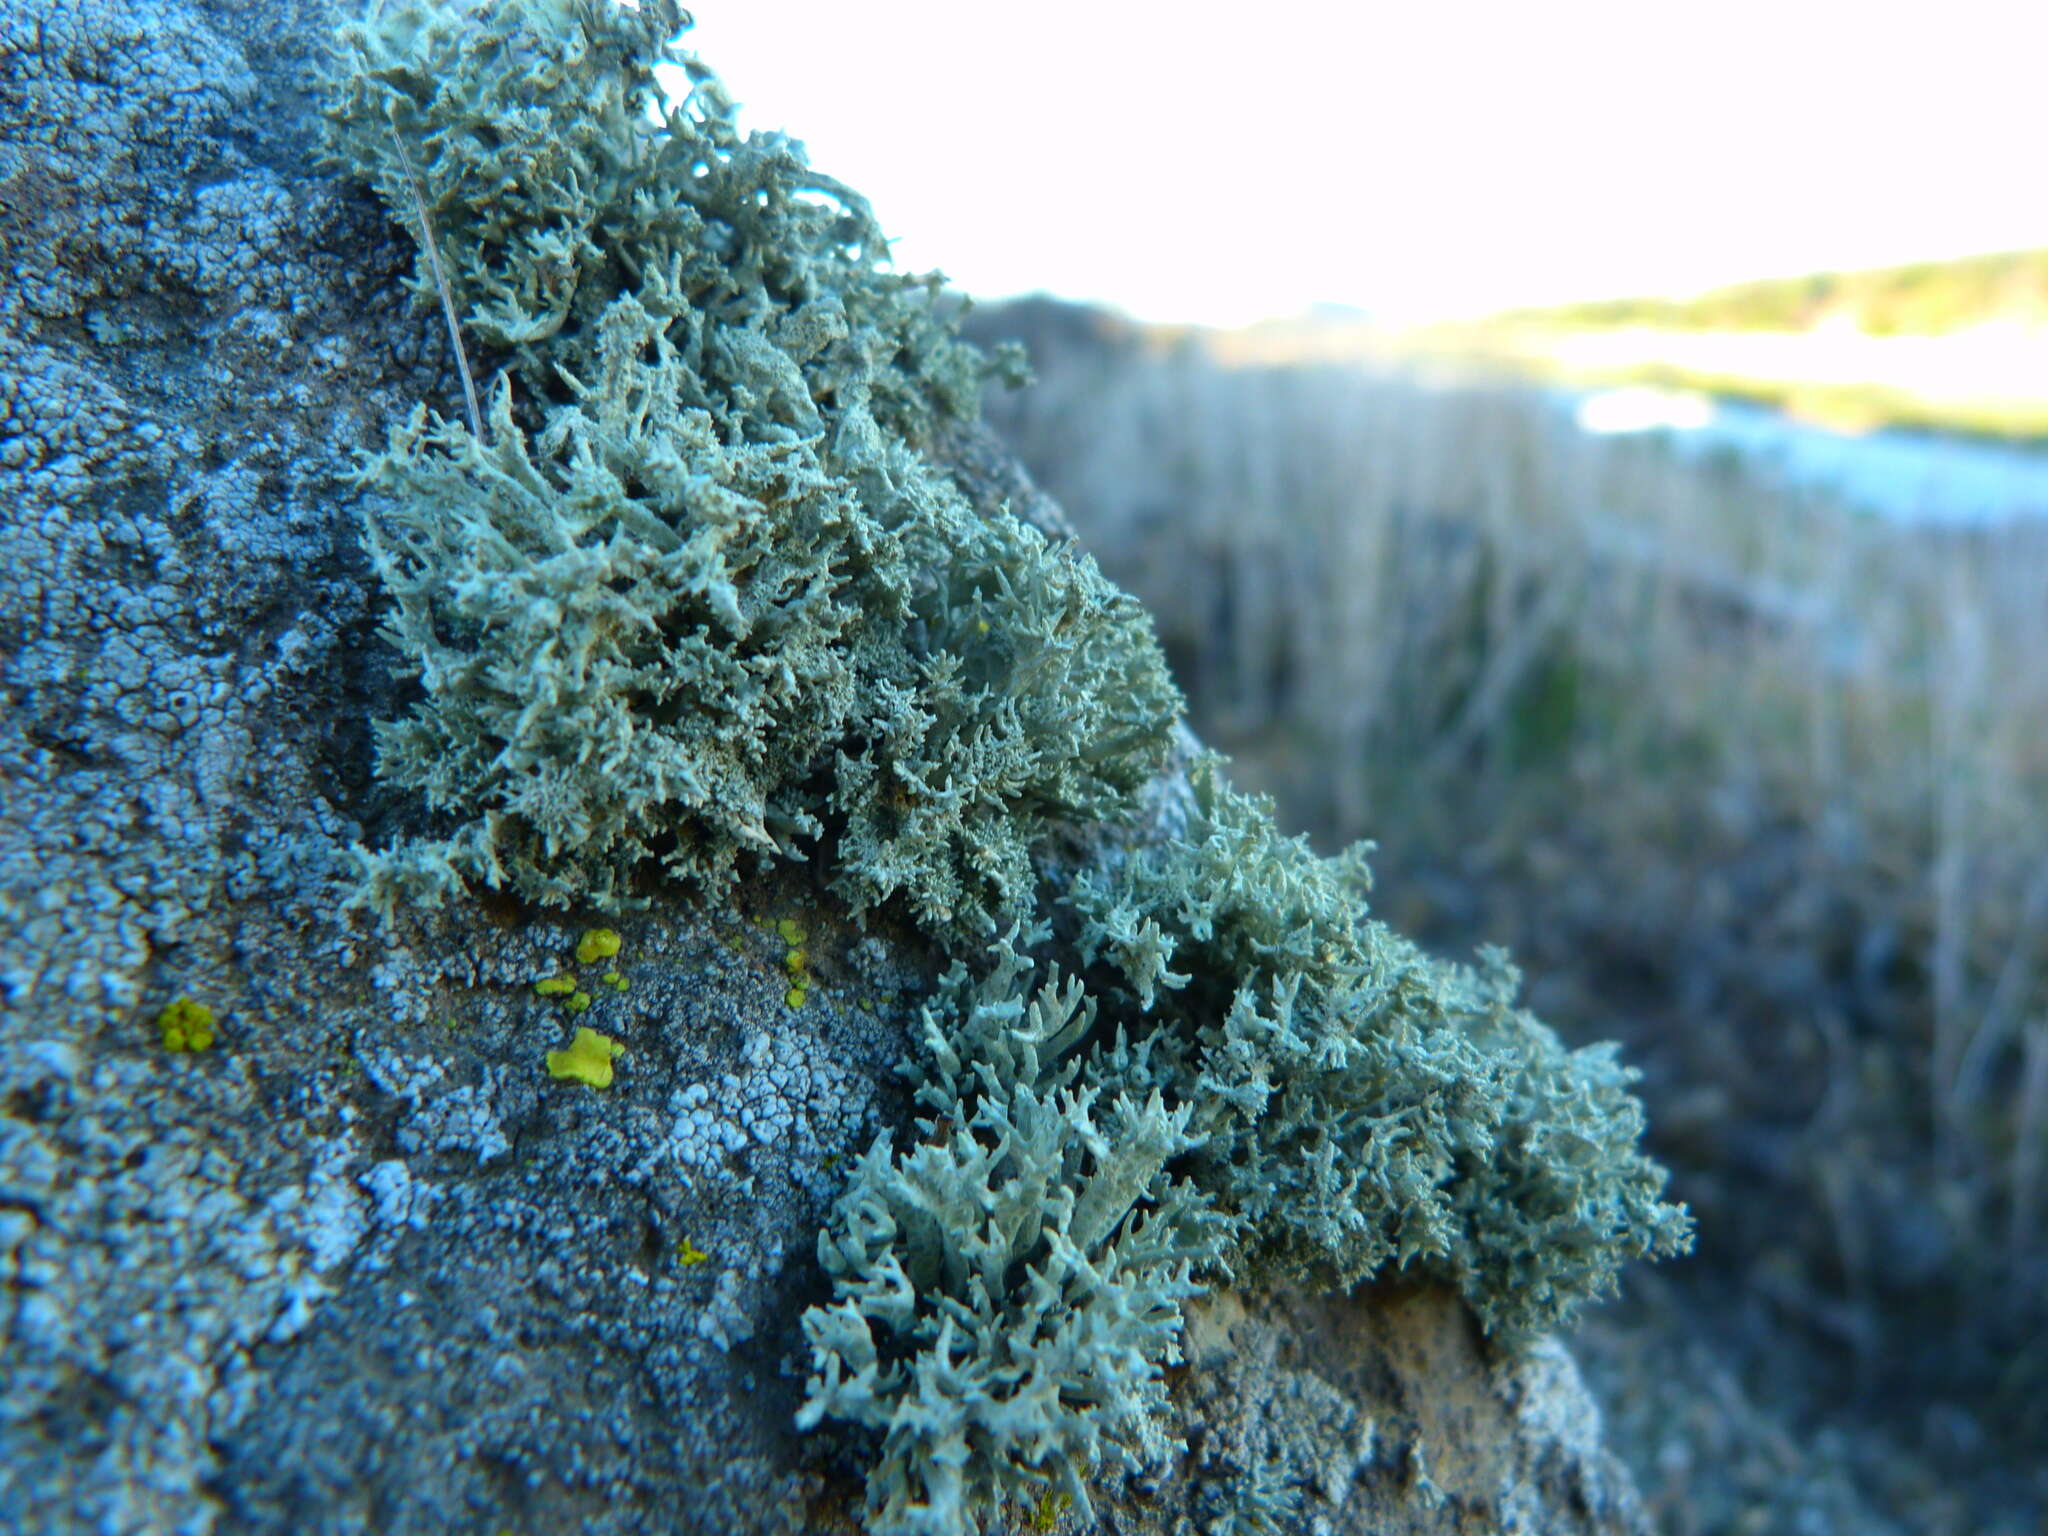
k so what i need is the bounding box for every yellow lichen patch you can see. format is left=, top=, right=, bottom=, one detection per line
left=600, top=970, right=628, bottom=992
left=157, top=997, right=216, bottom=1052
left=564, top=990, right=593, bottom=1014
left=676, top=1237, right=710, bottom=1267
left=776, top=920, right=815, bottom=1006
left=546, top=1026, right=623, bottom=1088
left=534, top=973, right=578, bottom=997
left=1028, top=1488, right=1071, bottom=1533
left=576, top=926, right=621, bottom=966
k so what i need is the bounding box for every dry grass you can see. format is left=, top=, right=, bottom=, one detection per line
left=976, top=326, right=2048, bottom=1527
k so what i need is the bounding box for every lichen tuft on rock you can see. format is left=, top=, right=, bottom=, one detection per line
left=320, top=4, right=1690, bottom=1532
left=327, top=0, right=1173, bottom=941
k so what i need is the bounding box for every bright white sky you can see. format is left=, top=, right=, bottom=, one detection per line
left=678, top=0, right=2048, bottom=327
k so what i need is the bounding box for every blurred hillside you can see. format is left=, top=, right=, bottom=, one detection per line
left=1014, top=247, right=2048, bottom=439
left=1494, top=248, right=2048, bottom=336
left=1443, top=251, right=2048, bottom=439
left=965, top=295, right=2048, bottom=1536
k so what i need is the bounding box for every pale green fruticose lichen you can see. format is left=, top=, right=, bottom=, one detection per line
left=324, top=5, right=1689, bottom=1533
left=327, top=0, right=1175, bottom=941
left=1064, top=758, right=1692, bottom=1338
left=801, top=940, right=1222, bottom=1534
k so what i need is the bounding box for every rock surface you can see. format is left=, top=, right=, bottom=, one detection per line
left=0, top=2, right=1655, bottom=1531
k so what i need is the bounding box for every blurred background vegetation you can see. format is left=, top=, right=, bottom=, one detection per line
left=1498, top=248, right=2048, bottom=336
left=1414, top=248, right=2048, bottom=440
left=963, top=288, right=2048, bottom=1536
left=690, top=3, right=2048, bottom=1523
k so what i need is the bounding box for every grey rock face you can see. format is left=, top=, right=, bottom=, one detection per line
left=0, top=2, right=1654, bottom=1532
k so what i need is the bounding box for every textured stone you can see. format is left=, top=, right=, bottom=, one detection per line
left=0, top=3, right=1664, bottom=1532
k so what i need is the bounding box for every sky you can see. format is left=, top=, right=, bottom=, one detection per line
left=676, top=1, right=2048, bottom=327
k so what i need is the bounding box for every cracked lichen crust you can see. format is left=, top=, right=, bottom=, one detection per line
left=327, top=0, right=1178, bottom=935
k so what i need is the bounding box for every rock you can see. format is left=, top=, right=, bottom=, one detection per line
left=0, top=2, right=1664, bottom=1532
